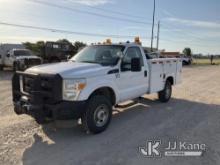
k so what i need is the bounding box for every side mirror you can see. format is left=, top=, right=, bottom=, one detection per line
left=131, top=58, right=141, bottom=72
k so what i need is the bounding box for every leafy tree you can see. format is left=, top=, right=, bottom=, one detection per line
left=23, top=41, right=45, bottom=56
left=183, top=48, right=192, bottom=57
left=57, top=39, right=72, bottom=45
left=74, top=41, right=86, bottom=52
left=23, top=39, right=87, bottom=58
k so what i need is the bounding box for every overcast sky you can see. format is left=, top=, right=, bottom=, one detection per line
left=0, top=0, right=220, bottom=54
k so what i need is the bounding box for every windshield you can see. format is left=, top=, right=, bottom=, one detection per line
left=14, top=50, right=32, bottom=56
left=71, top=45, right=125, bottom=66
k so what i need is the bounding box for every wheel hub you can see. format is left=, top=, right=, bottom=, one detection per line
left=94, top=104, right=109, bottom=127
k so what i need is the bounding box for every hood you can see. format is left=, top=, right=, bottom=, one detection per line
left=16, top=55, right=41, bottom=60
left=26, top=62, right=111, bottom=78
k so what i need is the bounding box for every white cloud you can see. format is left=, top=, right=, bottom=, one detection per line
left=166, top=17, right=220, bottom=29
left=66, top=0, right=113, bottom=6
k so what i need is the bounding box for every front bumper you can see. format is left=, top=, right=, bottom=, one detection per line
left=14, top=99, right=87, bottom=120
left=12, top=71, right=87, bottom=120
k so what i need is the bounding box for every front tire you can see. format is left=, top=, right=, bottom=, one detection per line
left=82, top=95, right=112, bottom=134
left=158, top=80, right=172, bottom=103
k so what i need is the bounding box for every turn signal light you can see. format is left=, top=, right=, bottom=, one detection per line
left=106, top=39, right=112, bottom=44
left=134, top=37, right=141, bottom=44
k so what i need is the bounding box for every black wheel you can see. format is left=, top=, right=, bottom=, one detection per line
left=82, top=95, right=112, bottom=134
left=182, top=61, right=188, bottom=65
left=158, top=80, right=172, bottom=103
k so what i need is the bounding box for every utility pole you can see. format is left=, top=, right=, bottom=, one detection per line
left=151, top=0, right=156, bottom=52
left=156, top=21, right=160, bottom=50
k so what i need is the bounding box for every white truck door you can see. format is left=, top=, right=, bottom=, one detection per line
left=117, top=47, right=148, bottom=102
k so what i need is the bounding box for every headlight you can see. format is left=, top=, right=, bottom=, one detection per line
left=63, top=79, right=86, bottom=101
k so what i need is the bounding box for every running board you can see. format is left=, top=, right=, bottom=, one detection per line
left=115, top=97, right=143, bottom=108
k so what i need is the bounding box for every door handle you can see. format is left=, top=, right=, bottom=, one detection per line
left=144, top=71, right=148, bottom=77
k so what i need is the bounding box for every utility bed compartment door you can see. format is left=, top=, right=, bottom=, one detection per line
left=148, top=61, right=165, bottom=93
left=163, top=60, right=177, bottom=83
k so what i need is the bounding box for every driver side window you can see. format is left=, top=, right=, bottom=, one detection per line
left=121, top=47, right=143, bottom=71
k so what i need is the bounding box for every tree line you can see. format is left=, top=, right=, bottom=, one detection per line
left=23, top=39, right=86, bottom=57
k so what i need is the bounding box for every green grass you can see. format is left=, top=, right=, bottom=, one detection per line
left=193, top=58, right=220, bottom=65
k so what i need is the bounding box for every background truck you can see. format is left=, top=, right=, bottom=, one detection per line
left=12, top=42, right=182, bottom=134
left=0, top=44, right=42, bottom=71
left=0, top=44, right=24, bottom=70
left=40, top=41, right=75, bottom=63
left=160, top=51, right=192, bottom=65
left=181, top=55, right=193, bottom=65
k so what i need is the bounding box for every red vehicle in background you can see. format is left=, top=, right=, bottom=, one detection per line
left=161, top=52, right=192, bottom=65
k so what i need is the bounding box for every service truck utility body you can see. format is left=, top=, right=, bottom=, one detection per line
left=12, top=43, right=182, bottom=133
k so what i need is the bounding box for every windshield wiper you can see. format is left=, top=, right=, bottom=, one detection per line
left=80, top=61, right=99, bottom=64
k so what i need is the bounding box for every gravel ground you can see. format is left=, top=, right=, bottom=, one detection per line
left=0, top=65, right=220, bottom=165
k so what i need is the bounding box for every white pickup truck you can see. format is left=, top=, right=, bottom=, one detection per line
left=12, top=42, right=182, bottom=134
left=0, top=48, right=42, bottom=71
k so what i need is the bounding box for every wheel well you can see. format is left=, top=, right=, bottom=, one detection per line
left=89, top=87, right=116, bottom=105
left=167, top=77, right=174, bottom=85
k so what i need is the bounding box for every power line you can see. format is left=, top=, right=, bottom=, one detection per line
left=0, top=21, right=150, bottom=39
left=1, top=22, right=217, bottom=49
left=28, top=0, right=152, bottom=25
left=74, top=3, right=147, bottom=20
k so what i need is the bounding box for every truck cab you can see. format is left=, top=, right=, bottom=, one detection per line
left=12, top=41, right=182, bottom=134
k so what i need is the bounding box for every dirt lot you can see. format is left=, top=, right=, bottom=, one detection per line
left=0, top=66, right=220, bottom=165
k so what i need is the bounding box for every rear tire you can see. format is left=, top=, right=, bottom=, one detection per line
left=82, top=95, right=112, bottom=134
left=158, top=80, right=172, bottom=103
